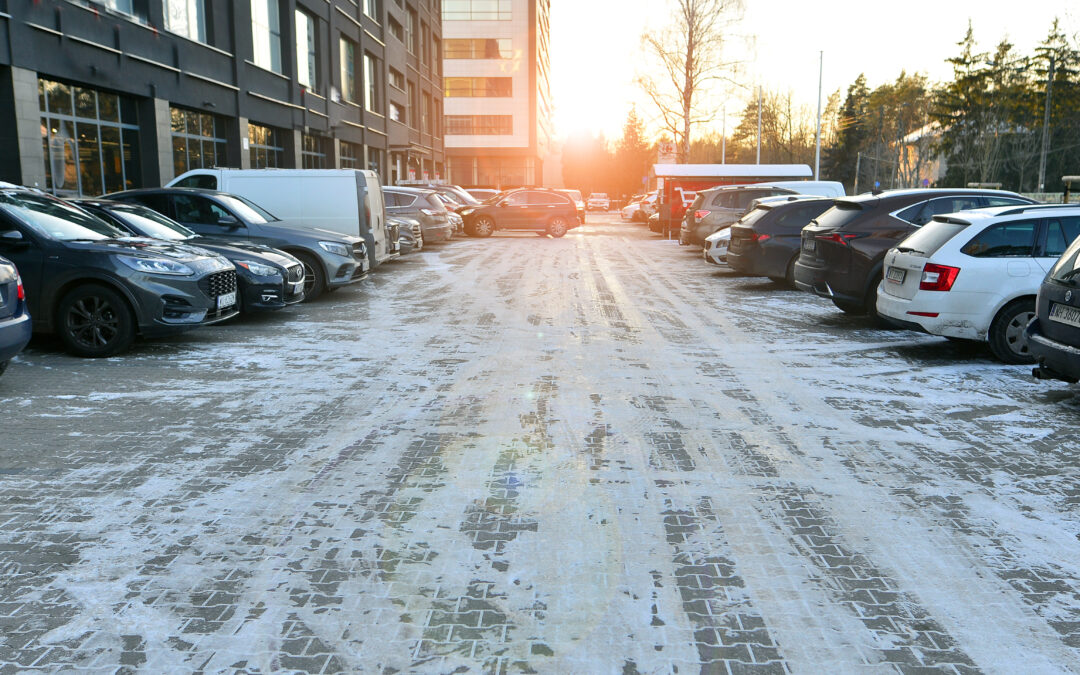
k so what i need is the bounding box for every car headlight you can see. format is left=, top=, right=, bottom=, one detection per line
left=117, top=255, right=195, bottom=276
left=236, top=260, right=281, bottom=277
left=318, top=241, right=350, bottom=257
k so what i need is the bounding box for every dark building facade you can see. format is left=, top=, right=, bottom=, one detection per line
left=0, top=0, right=443, bottom=196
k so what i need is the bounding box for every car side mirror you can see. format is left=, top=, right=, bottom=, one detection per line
left=217, top=214, right=240, bottom=228
left=0, top=230, right=28, bottom=248
left=498, top=202, right=509, bottom=208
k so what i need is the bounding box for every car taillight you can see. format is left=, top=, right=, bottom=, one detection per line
left=16, top=273, right=24, bottom=301
left=753, top=233, right=772, bottom=242
left=815, top=232, right=861, bottom=246
left=694, top=210, right=710, bottom=220
left=919, top=263, right=960, bottom=291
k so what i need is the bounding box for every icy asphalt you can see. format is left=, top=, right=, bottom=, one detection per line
left=1, top=214, right=1079, bottom=674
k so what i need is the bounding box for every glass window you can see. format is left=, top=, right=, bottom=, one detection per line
left=389, top=102, right=405, bottom=123
left=251, top=0, right=282, bottom=73
left=899, top=196, right=985, bottom=226
left=445, top=38, right=512, bottom=59
left=163, top=0, right=206, bottom=43
left=775, top=201, right=833, bottom=229
left=340, top=141, right=361, bottom=170
left=443, top=77, right=512, bottom=98
left=985, top=197, right=1031, bottom=207
left=364, top=53, right=380, bottom=113
left=445, top=115, right=512, bottom=135
left=961, top=220, right=1038, bottom=258
left=248, top=123, right=284, bottom=168
left=301, top=134, right=328, bottom=169
left=363, top=0, right=379, bottom=20
left=0, top=192, right=121, bottom=240
left=503, top=192, right=528, bottom=206
left=897, top=220, right=969, bottom=256
left=296, top=10, right=317, bottom=89
left=104, top=0, right=134, bottom=14
left=388, top=16, right=403, bottom=42
left=170, top=107, right=226, bottom=177
left=407, top=82, right=417, bottom=128
left=405, top=9, right=416, bottom=54
left=442, top=0, right=511, bottom=20
left=340, top=38, right=357, bottom=103
left=1044, top=217, right=1080, bottom=258
left=170, top=195, right=234, bottom=226
left=422, top=94, right=431, bottom=134
left=107, top=204, right=196, bottom=240
left=388, top=68, right=405, bottom=91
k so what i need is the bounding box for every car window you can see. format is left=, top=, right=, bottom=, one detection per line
left=108, top=205, right=196, bottom=241
left=0, top=192, right=121, bottom=240
left=960, top=219, right=1037, bottom=257
left=898, top=197, right=984, bottom=226
left=503, top=193, right=528, bottom=206
left=711, top=191, right=737, bottom=208
left=217, top=194, right=277, bottom=222
left=171, top=195, right=234, bottom=226
left=776, top=201, right=833, bottom=228
left=1043, top=216, right=1080, bottom=258
left=983, top=196, right=1030, bottom=207
left=174, top=175, right=217, bottom=190
left=425, top=194, right=446, bottom=210
left=130, top=193, right=171, bottom=216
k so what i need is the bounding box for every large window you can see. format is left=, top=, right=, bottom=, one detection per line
left=38, top=79, right=140, bottom=197
left=389, top=101, right=405, bottom=123
left=340, top=141, right=361, bottom=170
left=295, top=10, right=317, bottom=89
left=388, top=68, right=405, bottom=91
left=442, top=0, right=511, bottom=20
left=340, top=38, right=357, bottom=103
left=301, top=134, right=328, bottom=169
left=405, top=9, right=416, bottom=54
left=248, top=123, right=284, bottom=168
left=170, top=107, right=227, bottom=177
left=251, top=0, right=282, bottom=73
left=407, top=82, right=417, bottom=128
left=365, top=53, right=380, bottom=113
left=363, top=0, right=379, bottom=20
left=421, top=94, right=431, bottom=134
left=163, top=0, right=206, bottom=42
left=388, top=16, right=403, bottom=42
left=443, top=77, right=512, bottom=97
left=446, top=115, right=512, bottom=135
left=445, top=38, right=511, bottom=59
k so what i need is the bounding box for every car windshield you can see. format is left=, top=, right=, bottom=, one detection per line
left=896, top=219, right=969, bottom=255
left=809, top=201, right=865, bottom=231
left=735, top=207, right=769, bottom=227
left=1049, top=235, right=1080, bottom=282
left=0, top=192, right=122, bottom=240
left=447, top=187, right=481, bottom=205
left=216, top=194, right=278, bottom=223
left=106, top=205, right=197, bottom=241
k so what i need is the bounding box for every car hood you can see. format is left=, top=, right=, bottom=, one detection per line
left=185, top=239, right=298, bottom=267
left=70, top=237, right=222, bottom=261
left=263, top=220, right=363, bottom=244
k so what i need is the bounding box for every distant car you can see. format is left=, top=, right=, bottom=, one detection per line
left=680, top=183, right=843, bottom=248
left=73, top=199, right=306, bottom=312
left=878, top=204, right=1080, bottom=364
left=795, top=189, right=1036, bottom=315
left=389, top=215, right=423, bottom=254
left=466, top=188, right=500, bottom=202
left=621, top=194, right=645, bottom=221
left=383, top=187, right=455, bottom=243
left=399, top=183, right=481, bottom=210
left=587, top=193, right=610, bottom=211
left=107, top=188, right=368, bottom=301
left=0, top=186, right=238, bottom=357
left=556, top=189, right=586, bottom=223
left=726, top=197, right=837, bottom=285
left=702, top=227, right=731, bottom=266
left=0, top=254, right=31, bottom=377
left=1027, top=216, right=1080, bottom=383
left=631, top=192, right=659, bottom=223
left=458, top=188, right=580, bottom=238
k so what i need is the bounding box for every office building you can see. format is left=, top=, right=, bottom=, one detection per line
left=0, top=0, right=443, bottom=195
left=441, top=0, right=552, bottom=188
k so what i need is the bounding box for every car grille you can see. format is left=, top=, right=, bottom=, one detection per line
left=351, top=242, right=366, bottom=261
left=199, top=270, right=237, bottom=299
left=285, top=263, right=304, bottom=284
left=411, top=223, right=422, bottom=236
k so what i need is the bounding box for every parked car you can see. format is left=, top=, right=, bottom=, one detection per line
left=877, top=204, right=1079, bottom=363
left=0, top=254, right=31, bottom=377
left=168, top=168, right=389, bottom=269
left=398, top=183, right=482, bottom=210
left=0, top=186, right=238, bottom=357
left=628, top=192, right=659, bottom=223
left=74, top=199, right=306, bottom=312
left=458, top=188, right=580, bottom=238
left=681, top=181, right=844, bottom=248
left=726, top=197, right=837, bottom=285
left=587, top=193, right=611, bottom=211
left=383, top=187, right=455, bottom=244
left=556, top=189, right=586, bottom=223
left=1027, top=215, right=1080, bottom=382
left=466, top=188, right=500, bottom=202
left=106, top=188, right=368, bottom=301
left=390, top=215, right=423, bottom=254
left=621, top=194, right=645, bottom=221
left=703, top=227, right=732, bottom=266
left=794, top=189, right=1035, bottom=315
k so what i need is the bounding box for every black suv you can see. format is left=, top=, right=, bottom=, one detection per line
left=107, top=188, right=367, bottom=300
left=794, top=189, right=1034, bottom=314
left=1027, top=219, right=1080, bottom=383
left=74, top=200, right=306, bottom=312
left=457, top=188, right=579, bottom=238
left=0, top=187, right=238, bottom=357
left=727, top=198, right=836, bottom=285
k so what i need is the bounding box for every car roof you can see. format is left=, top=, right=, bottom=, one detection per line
left=384, top=186, right=436, bottom=195
left=933, top=203, right=1080, bottom=224
left=838, top=187, right=1028, bottom=208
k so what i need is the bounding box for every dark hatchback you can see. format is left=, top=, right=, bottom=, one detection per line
left=728, top=198, right=836, bottom=285
left=458, top=188, right=579, bottom=238
left=74, top=199, right=305, bottom=312
left=1027, top=230, right=1080, bottom=383
left=107, top=188, right=367, bottom=300
left=0, top=187, right=238, bottom=357
left=0, top=254, right=31, bottom=376
left=794, top=189, right=1034, bottom=314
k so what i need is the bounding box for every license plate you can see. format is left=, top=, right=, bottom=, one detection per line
left=217, top=290, right=237, bottom=309
left=1049, top=302, right=1080, bottom=328
left=290, top=281, right=304, bottom=294
left=886, top=267, right=906, bottom=284
left=802, top=238, right=816, bottom=253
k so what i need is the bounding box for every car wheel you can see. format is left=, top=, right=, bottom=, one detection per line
left=56, top=284, right=135, bottom=358
left=294, top=251, right=326, bottom=301
left=473, top=216, right=495, bottom=238
left=988, top=298, right=1037, bottom=364
left=547, top=217, right=569, bottom=238
left=784, top=256, right=798, bottom=287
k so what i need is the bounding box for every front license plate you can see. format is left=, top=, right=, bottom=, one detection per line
left=886, top=267, right=906, bottom=284
left=802, top=238, right=816, bottom=253
left=290, top=281, right=304, bottom=294
left=217, top=290, right=237, bottom=309
left=1049, top=302, right=1080, bottom=328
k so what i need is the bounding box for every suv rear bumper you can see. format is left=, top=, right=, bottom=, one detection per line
left=1026, top=318, right=1080, bottom=383
left=0, top=311, right=32, bottom=363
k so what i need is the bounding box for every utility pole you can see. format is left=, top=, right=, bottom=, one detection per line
left=854, top=152, right=861, bottom=194
left=1037, top=54, right=1055, bottom=192
left=814, top=51, right=823, bottom=180
left=756, top=86, right=762, bottom=164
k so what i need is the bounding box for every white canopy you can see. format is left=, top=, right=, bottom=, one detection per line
left=652, top=164, right=813, bottom=179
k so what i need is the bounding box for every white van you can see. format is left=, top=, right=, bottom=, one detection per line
left=167, top=169, right=390, bottom=268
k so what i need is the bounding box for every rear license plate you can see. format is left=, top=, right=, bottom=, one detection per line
left=1049, top=302, right=1080, bottom=328
left=802, top=238, right=816, bottom=253
left=886, top=267, right=906, bottom=284
left=217, top=290, right=237, bottom=309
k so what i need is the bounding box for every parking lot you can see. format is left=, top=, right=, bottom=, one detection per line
left=2, top=212, right=1079, bottom=673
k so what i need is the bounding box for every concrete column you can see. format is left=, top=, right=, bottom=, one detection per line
left=234, top=117, right=251, bottom=169
left=287, top=128, right=302, bottom=168
left=331, top=137, right=342, bottom=169
left=1, top=67, right=48, bottom=189
left=138, top=97, right=174, bottom=187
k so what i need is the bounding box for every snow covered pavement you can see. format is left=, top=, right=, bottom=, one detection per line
left=2, top=214, right=1079, bottom=673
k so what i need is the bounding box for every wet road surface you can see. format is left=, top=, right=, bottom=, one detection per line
left=2, top=214, right=1079, bottom=673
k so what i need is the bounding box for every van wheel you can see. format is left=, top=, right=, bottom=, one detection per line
left=988, top=298, right=1036, bottom=364
left=473, top=217, right=495, bottom=238
left=294, top=252, right=326, bottom=301
left=57, top=284, right=135, bottom=358
left=547, top=217, right=569, bottom=238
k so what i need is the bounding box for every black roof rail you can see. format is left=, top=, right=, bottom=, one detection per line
left=998, top=203, right=1080, bottom=217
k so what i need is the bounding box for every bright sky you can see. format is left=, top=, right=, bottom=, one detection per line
left=550, top=0, right=1080, bottom=141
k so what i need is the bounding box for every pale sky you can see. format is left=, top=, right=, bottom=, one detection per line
left=550, top=0, right=1080, bottom=141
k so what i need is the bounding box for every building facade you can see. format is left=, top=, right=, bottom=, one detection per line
left=441, top=0, right=551, bottom=189
left=0, top=0, right=443, bottom=196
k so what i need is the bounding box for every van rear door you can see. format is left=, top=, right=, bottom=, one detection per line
left=357, top=170, right=389, bottom=268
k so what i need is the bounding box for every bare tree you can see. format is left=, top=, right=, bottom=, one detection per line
left=637, top=0, right=744, bottom=163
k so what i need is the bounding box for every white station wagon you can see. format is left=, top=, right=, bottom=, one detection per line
left=877, top=204, right=1080, bottom=363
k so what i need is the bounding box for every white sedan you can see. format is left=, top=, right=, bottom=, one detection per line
left=877, top=204, right=1080, bottom=363
left=703, top=227, right=731, bottom=266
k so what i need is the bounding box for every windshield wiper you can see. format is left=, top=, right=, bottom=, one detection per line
left=1058, top=268, right=1080, bottom=282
